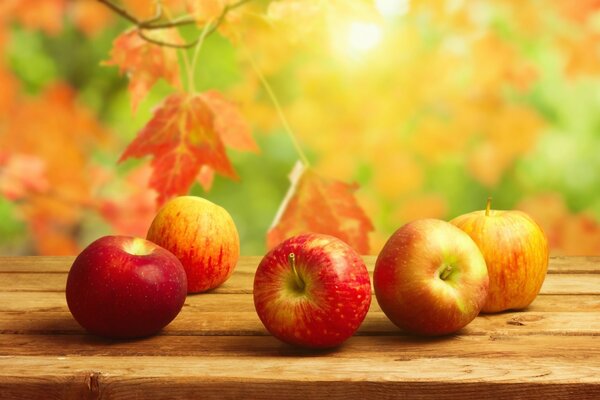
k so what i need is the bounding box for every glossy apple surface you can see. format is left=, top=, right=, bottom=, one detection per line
left=374, top=219, right=489, bottom=336
left=253, top=233, right=371, bottom=348
left=147, top=196, right=240, bottom=293
left=450, top=199, right=549, bottom=313
left=66, top=235, right=187, bottom=338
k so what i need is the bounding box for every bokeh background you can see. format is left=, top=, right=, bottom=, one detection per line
left=2, top=0, right=600, bottom=256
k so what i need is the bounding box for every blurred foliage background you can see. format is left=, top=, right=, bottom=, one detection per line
left=1, top=0, right=600, bottom=256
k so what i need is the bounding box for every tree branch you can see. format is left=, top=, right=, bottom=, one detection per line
left=137, top=30, right=199, bottom=49
left=97, top=0, right=139, bottom=25
left=98, top=0, right=252, bottom=48
left=98, top=0, right=253, bottom=33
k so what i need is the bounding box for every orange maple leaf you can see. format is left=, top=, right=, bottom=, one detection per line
left=194, top=90, right=259, bottom=190
left=186, top=0, right=226, bottom=24
left=71, top=0, right=115, bottom=37
left=119, top=91, right=256, bottom=204
left=267, top=162, right=374, bottom=254
left=0, top=153, right=50, bottom=200
left=104, top=29, right=181, bottom=112
left=7, top=0, right=66, bottom=35
left=1, top=82, right=109, bottom=255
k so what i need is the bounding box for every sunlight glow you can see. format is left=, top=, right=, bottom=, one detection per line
left=346, top=22, right=383, bottom=53
left=375, top=0, right=411, bottom=18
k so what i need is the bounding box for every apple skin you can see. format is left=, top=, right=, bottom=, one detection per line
left=146, top=196, right=240, bottom=293
left=253, top=233, right=372, bottom=349
left=450, top=205, right=549, bottom=313
left=66, top=235, right=187, bottom=339
left=374, top=219, right=489, bottom=336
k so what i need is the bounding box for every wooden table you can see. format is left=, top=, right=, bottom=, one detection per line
left=1, top=256, right=599, bottom=399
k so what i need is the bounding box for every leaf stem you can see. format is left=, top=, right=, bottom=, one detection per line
left=440, top=265, right=453, bottom=280
left=240, top=38, right=311, bottom=166
left=137, top=30, right=198, bottom=49
left=486, top=196, right=492, bottom=216
left=189, top=19, right=213, bottom=93
left=288, top=253, right=305, bottom=291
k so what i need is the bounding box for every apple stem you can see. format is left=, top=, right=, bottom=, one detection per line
left=485, top=196, right=492, bottom=216
left=288, top=253, right=305, bottom=291
left=440, top=265, right=453, bottom=280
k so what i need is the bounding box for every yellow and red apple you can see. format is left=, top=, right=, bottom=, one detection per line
left=253, top=233, right=372, bottom=348
left=374, top=219, right=489, bottom=336
left=450, top=198, right=549, bottom=313
left=147, top=196, right=240, bottom=293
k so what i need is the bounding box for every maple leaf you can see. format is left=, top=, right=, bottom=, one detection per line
left=186, top=0, right=226, bottom=24
left=7, top=0, right=66, bottom=35
left=193, top=90, right=259, bottom=191
left=104, top=29, right=181, bottom=112
left=120, top=91, right=256, bottom=204
left=70, top=0, right=115, bottom=37
left=0, top=82, right=109, bottom=255
left=267, top=162, right=374, bottom=254
left=0, top=153, right=50, bottom=200
left=200, top=90, right=259, bottom=152
left=121, top=0, right=187, bottom=20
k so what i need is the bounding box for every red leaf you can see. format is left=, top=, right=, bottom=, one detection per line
left=0, top=153, right=50, bottom=200
left=267, top=162, right=374, bottom=254
left=9, top=0, right=67, bottom=35
left=186, top=0, right=226, bottom=24
left=191, top=90, right=259, bottom=191
left=119, top=92, right=238, bottom=205
left=104, top=29, right=181, bottom=112
left=196, top=165, right=215, bottom=191
left=200, top=90, right=259, bottom=152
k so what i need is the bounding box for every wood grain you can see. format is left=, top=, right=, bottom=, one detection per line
left=1, top=255, right=598, bottom=273
left=2, top=292, right=599, bottom=313
left=0, top=256, right=599, bottom=400
left=1, top=334, right=599, bottom=358
left=2, top=271, right=600, bottom=294
left=1, top=355, right=599, bottom=400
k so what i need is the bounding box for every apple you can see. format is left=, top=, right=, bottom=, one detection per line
left=146, top=196, right=240, bottom=293
left=66, top=235, right=187, bottom=339
left=253, top=233, right=372, bottom=348
left=374, top=219, right=489, bottom=336
left=450, top=198, right=549, bottom=313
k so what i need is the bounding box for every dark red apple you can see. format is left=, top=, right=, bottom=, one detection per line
left=66, top=235, right=187, bottom=339
left=253, top=233, right=371, bottom=349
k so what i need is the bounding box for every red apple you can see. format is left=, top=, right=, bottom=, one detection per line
left=253, top=233, right=371, bottom=348
left=66, top=236, right=187, bottom=338
left=450, top=198, right=549, bottom=313
left=374, top=219, right=489, bottom=336
left=146, top=196, right=240, bottom=293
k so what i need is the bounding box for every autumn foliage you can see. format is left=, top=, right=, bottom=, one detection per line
left=2, top=0, right=600, bottom=255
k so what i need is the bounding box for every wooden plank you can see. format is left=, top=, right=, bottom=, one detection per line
left=0, top=334, right=598, bottom=359
left=0, top=354, right=599, bottom=400
left=1, top=256, right=598, bottom=274
left=0, top=256, right=75, bottom=272
left=1, top=291, right=598, bottom=314
left=1, top=378, right=598, bottom=400
left=1, top=306, right=599, bottom=337
left=547, top=256, right=600, bottom=274
left=2, top=271, right=600, bottom=295
left=0, top=256, right=599, bottom=399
